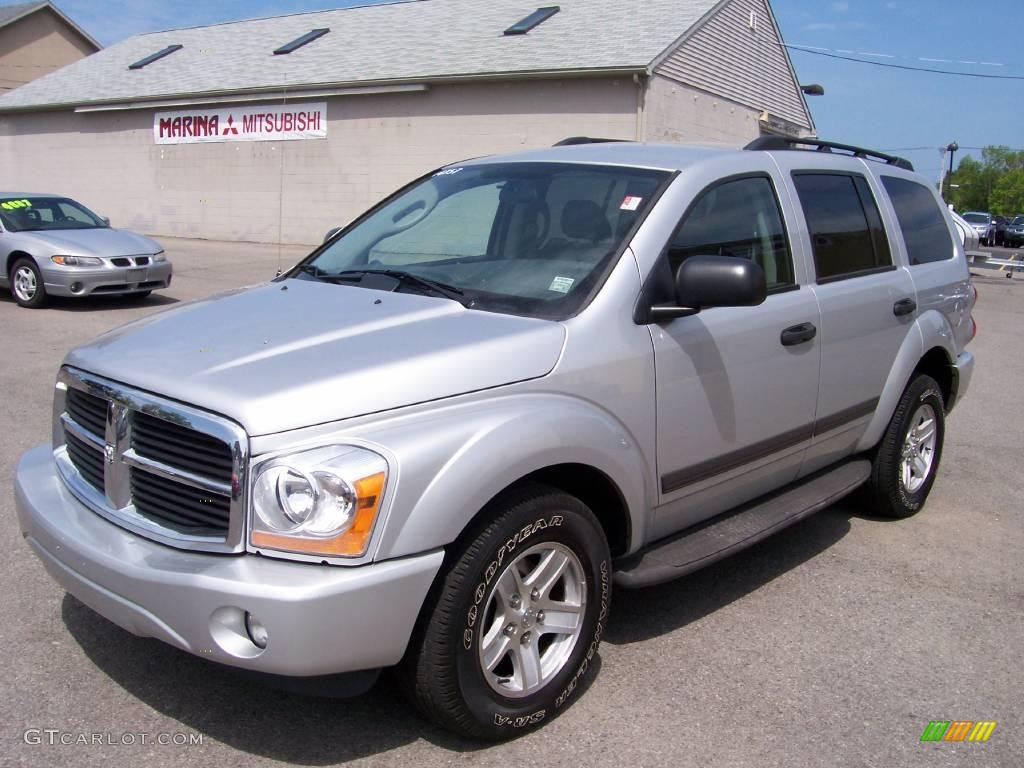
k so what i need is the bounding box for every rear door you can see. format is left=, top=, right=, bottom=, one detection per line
left=781, top=160, right=918, bottom=475
left=649, top=167, right=821, bottom=539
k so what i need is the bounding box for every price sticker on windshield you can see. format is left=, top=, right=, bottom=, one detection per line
left=1, top=199, right=32, bottom=210
left=620, top=196, right=643, bottom=211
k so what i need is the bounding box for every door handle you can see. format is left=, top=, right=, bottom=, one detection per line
left=893, top=298, right=917, bottom=316
left=780, top=322, right=817, bottom=346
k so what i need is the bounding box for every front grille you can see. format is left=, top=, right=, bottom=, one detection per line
left=132, top=411, right=233, bottom=484
left=130, top=468, right=230, bottom=535
left=65, top=429, right=104, bottom=491
left=66, top=387, right=107, bottom=438
left=55, top=370, right=246, bottom=552
left=111, top=257, right=131, bottom=267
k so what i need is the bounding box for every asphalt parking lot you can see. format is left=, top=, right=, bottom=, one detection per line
left=1, top=239, right=1021, bottom=767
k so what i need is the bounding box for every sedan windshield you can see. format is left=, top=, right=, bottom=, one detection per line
left=0, top=196, right=107, bottom=232
left=962, top=213, right=989, bottom=224
left=297, top=162, right=670, bottom=318
left=1013, top=216, right=1024, bottom=225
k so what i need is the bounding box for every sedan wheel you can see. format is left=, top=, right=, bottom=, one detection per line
left=10, top=258, right=47, bottom=308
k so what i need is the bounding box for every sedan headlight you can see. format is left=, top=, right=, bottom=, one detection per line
left=152, top=251, right=167, bottom=263
left=250, top=445, right=388, bottom=558
left=51, top=255, right=102, bottom=267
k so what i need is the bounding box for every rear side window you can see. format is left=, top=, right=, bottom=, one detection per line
left=793, top=173, right=893, bottom=282
left=667, top=176, right=795, bottom=291
left=881, top=176, right=954, bottom=264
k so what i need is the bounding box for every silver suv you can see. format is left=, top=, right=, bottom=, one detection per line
left=15, top=137, right=976, bottom=740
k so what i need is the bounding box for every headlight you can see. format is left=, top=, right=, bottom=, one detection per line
left=250, top=445, right=388, bottom=558
left=152, top=251, right=167, bottom=262
left=51, top=255, right=102, bottom=266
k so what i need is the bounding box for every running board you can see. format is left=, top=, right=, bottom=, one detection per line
left=614, top=459, right=871, bottom=589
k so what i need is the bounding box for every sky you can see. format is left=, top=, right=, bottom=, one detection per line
left=8, top=0, right=1022, bottom=185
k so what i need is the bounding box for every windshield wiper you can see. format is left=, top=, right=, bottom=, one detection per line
left=325, top=268, right=469, bottom=306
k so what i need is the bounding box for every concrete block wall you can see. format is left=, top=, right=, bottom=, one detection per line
left=0, top=77, right=640, bottom=245
left=643, top=75, right=761, bottom=146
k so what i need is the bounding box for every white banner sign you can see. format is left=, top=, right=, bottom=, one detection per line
left=154, top=102, right=327, bottom=144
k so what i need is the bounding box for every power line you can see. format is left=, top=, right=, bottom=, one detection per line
left=785, top=45, right=1024, bottom=80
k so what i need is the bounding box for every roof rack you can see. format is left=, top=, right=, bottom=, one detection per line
left=553, top=137, right=626, bottom=147
left=744, top=136, right=914, bottom=171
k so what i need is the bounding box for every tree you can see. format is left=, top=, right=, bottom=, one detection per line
left=990, top=169, right=1024, bottom=216
left=949, top=146, right=1024, bottom=214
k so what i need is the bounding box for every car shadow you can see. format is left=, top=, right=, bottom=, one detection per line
left=59, top=504, right=852, bottom=762
left=0, top=290, right=179, bottom=309
left=61, top=592, right=602, bottom=761
left=604, top=503, right=856, bottom=646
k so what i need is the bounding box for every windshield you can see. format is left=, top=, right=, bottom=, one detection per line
left=962, top=213, right=988, bottom=224
left=0, top=196, right=107, bottom=232
left=297, top=162, right=670, bottom=318
left=1013, top=216, right=1024, bottom=225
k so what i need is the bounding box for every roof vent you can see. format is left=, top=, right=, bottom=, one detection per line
left=504, top=6, right=560, bottom=35
left=274, top=28, right=330, bottom=55
left=128, top=44, right=182, bottom=71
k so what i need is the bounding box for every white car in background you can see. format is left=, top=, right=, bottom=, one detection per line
left=949, top=210, right=980, bottom=253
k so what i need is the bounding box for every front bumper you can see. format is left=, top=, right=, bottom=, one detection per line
left=41, top=260, right=173, bottom=297
left=15, top=444, right=443, bottom=677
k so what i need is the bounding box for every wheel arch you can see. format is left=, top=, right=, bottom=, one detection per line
left=5, top=249, right=35, bottom=277
left=855, top=311, right=957, bottom=453
left=372, top=394, right=652, bottom=561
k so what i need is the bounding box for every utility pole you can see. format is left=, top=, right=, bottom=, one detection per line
left=943, top=141, right=959, bottom=203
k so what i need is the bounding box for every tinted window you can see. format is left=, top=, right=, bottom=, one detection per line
left=668, top=176, right=794, bottom=290
left=793, top=173, right=892, bottom=281
left=881, top=176, right=954, bottom=265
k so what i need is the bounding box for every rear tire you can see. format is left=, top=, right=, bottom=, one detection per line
left=399, top=483, right=611, bottom=740
left=10, top=257, right=46, bottom=308
left=865, top=374, right=945, bottom=519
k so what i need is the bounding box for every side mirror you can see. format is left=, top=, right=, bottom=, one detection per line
left=650, top=255, right=767, bottom=320
left=323, top=226, right=343, bottom=244
left=101, top=216, right=110, bottom=226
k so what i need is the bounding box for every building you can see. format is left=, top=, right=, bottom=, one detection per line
left=0, top=1, right=99, bottom=93
left=0, top=0, right=814, bottom=245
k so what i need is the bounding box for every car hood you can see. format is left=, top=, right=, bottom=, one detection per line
left=18, top=228, right=162, bottom=257
left=65, top=279, right=566, bottom=436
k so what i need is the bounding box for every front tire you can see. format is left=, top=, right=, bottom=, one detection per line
left=865, top=374, right=945, bottom=518
left=10, top=257, right=46, bottom=308
left=400, top=483, right=611, bottom=740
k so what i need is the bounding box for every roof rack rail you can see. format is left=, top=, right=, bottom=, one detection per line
left=553, top=137, right=626, bottom=147
left=744, top=136, right=914, bottom=171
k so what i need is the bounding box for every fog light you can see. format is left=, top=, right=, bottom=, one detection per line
left=244, top=612, right=269, bottom=649
left=70, top=282, right=83, bottom=293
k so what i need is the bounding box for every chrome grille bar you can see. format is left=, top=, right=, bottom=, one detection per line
left=52, top=367, right=248, bottom=554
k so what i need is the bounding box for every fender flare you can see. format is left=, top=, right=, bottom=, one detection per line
left=855, top=309, right=956, bottom=453
left=370, top=393, right=653, bottom=561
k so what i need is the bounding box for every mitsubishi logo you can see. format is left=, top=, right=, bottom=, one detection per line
left=222, top=115, right=239, bottom=135
left=104, top=443, right=115, bottom=464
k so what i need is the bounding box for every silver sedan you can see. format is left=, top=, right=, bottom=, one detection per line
left=0, top=193, right=172, bottom=308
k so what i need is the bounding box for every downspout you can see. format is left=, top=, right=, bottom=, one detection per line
left=633, top=71, right=648, bottom=142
